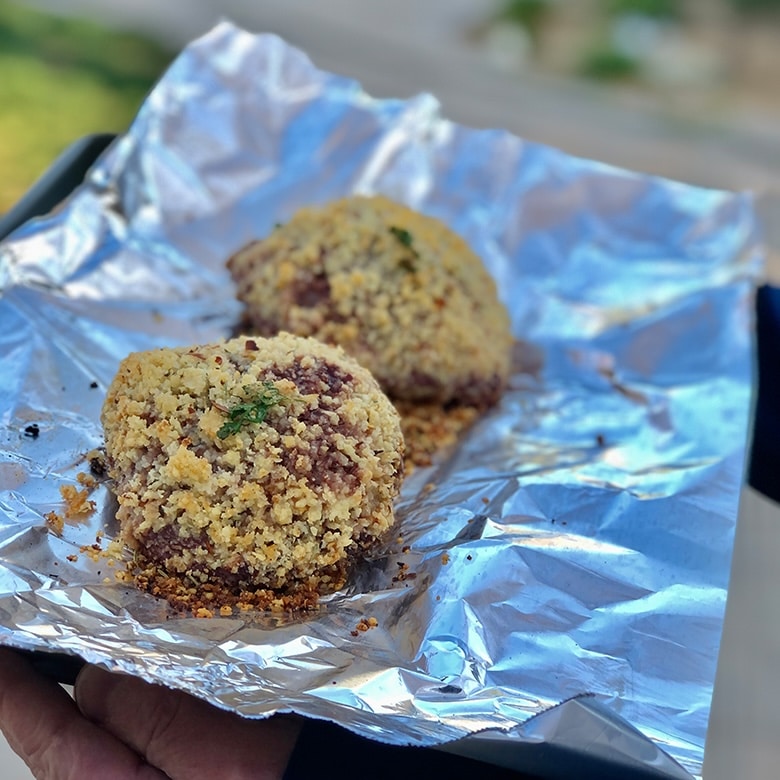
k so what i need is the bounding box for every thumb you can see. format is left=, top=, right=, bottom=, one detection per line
left=75, top=665, right=299, bottom=780
left=0, top=648, right=166, bottom=780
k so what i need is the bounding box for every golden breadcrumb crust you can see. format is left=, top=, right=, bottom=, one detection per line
left=228, top=195, right=513, bottom=407
left=101, top=332, right=404, bottom=605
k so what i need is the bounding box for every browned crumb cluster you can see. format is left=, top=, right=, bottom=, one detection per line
left=350, top=616, right=379, bottom=637
left=133, top=564, right=321, bottom=616
left=45, top=476, right=99, bottom=536
left=392, top=561, right=416, bottom=584
left=60, top=484, right=96, bottom=519
left=76, top=472, right=98, bottom=490
left=394, top=401, right=480, bottom=472
left=228, top=195, right=513, bottom=411
left=101, top=332, right=404, bottom=612
left=45, top=511, right=64, bottom=536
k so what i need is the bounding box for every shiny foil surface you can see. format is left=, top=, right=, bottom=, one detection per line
left=0, top=23, right=763, bottom=779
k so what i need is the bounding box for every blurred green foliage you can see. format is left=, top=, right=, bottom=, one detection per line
left=607, top=0, right=680, bottom=19
left=580, top=47, right=639, bottom=80
left=728, top=0, right=780, bottom=10
left=497, top=0, right=550, bottom=37
left=0, top=0, right=173, bottom=212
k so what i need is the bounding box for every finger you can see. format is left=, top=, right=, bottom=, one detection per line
left=76, top=665, right=300, bottom=780
left=0, top=648, right=167, bottom=780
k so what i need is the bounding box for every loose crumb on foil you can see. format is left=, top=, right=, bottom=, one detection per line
left=44, top=511, right=64, bottom=536
left=350, top=616, right=379, bottom=637
left=45, top=479, right=99, bottom=536
left=392, top=562, right=416, bottom=584
left=59, top=484, right=96, bottom=519
left=76, top=472, right=98, bottom=490
left=395, top=401, right=480, bottom=472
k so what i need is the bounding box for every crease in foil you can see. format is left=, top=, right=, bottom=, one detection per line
left=0, top=22, right=763, bottom=779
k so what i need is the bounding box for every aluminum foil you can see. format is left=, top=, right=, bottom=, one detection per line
left=0, top=22, right=763, bottom=779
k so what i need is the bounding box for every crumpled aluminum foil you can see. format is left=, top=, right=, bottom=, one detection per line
left=0, top=22, right=763, bottom=779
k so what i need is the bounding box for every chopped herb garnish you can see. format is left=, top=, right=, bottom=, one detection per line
left=217, top=381, right=286, bottom=439
left=389, top=225, right=415, bottom=249
left=389, top=225, right=419, bottom=271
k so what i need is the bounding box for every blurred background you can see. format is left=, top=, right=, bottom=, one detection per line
left=1, top=0, right=780, bottom=214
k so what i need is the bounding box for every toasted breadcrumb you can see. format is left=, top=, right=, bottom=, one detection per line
left=45, top=477, right=98, bottom=538
left=45, top=511, right=64, bottom=536
left=59, top=485, right=96, bottom=519
left=76, top=472, right=97, bottom=489
left=132, top=561, right=322, bottom=615
left=353, top=616, right=379, bottom=635
left=395, top=401, right=479, bottom=471
left=80, top=544, right=103, bottom=563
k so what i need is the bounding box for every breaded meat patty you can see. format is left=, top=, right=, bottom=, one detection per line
left=227, top=195, right=512, bottom=408
left=101, top=332, right=404, bottom=601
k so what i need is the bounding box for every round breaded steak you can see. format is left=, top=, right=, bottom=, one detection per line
left=101, top=332, right=404, bottom=595
left=228, top=195, right=513, bottom=407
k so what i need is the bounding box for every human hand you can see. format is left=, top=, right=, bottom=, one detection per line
left=0, top=647, right=300, bottom=780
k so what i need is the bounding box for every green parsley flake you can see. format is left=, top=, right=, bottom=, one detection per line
left=389, top=225, right=420, bottom=271
left=217, top=382, right=286, bottom=439
left=389, top=225, right=415, bottom=249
